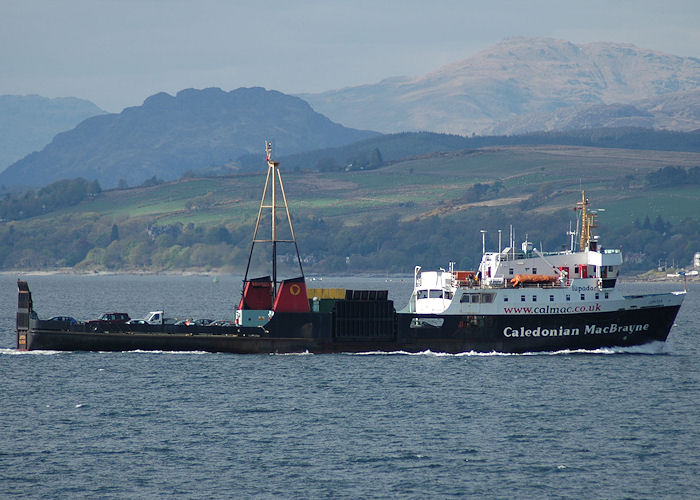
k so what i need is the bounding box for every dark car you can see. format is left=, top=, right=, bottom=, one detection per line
left=88, top=312, right=130, bottom=330
left=48, top=316, right=78, bottom=325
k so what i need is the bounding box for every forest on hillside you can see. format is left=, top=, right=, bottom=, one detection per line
left=242, top=128, right=700, bottom=173
left=0, top=163, right=699, bottom=274
left=0, top=199, right=697, bottom=274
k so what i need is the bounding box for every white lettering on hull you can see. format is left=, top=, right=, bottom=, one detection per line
left=503, top=323, right=650, bottom=338
left=583, top=323, right=649, bottom=335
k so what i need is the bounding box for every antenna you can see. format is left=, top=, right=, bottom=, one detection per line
left=567, top=221, right=576, bottom=252
left=575, top=190, right=598, bottom=251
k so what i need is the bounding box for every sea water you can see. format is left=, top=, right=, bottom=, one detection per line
left=1, top=274, right=698, bottom=498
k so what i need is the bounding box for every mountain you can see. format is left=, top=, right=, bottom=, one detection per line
left=0, top=87, right=378, bottom=189
left=489, top=89, right=700, bottom=134
left=0, top=94, right=105, bottom=171
left=300, top=37, right=700, bottom=135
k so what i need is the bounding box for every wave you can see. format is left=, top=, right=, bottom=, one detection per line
left=347, top=342, right=668, bottom=357
left=541, top=341, right=668, bottom=356
left=0, top=348, right=62, bottom=355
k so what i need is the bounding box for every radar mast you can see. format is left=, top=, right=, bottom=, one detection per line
left=576, top=190, right=599, bottom=251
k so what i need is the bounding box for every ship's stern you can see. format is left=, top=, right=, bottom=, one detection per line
left=16, top=280, right=33, bottom=350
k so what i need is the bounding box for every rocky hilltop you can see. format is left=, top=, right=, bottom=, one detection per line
left=301, top=37, right=700, bottom=134
left=0, top=87, right=378, bottom=188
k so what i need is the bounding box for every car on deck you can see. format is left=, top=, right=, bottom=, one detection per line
left=48, top=316, right=77, bottom=325
left=87, top=312, right=130, bottom=330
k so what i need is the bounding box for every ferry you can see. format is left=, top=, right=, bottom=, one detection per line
left=398, top=193, right=684, bottom=352
left=16, top=145, right=684, bottom=354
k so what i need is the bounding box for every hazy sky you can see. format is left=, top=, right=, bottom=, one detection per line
left=3, top=0, right=700, bottom=112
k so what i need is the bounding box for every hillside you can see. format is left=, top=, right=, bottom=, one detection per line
left=0, top=87, right=378, bottom=189
left=0, top=94, right=105, bottom=173
left=300, top=38, right=700, bottom=135
left=490, top=90, right=700, bottom=134
left=262, top=128, right=700, bottom=173
left=1, top=144, right=699, bottom=274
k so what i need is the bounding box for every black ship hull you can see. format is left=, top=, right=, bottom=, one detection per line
left=395, top=305, right=681, bottom=353
left=19, top=303, right=682, bottom=355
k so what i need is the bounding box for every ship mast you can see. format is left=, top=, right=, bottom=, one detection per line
left=576, top=190, right=599, bottom=251
left=243, top=141, right=305, bottom=295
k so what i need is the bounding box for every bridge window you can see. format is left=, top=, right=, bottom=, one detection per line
left=481, top=293, right=494, bottom=303
left=549, top=295, right=554, bottom=302
left=532, top=295, right=537, bottom=302
left=521, top=295, right=526, bottom=302
left=429, top=289, right=444, bottom=299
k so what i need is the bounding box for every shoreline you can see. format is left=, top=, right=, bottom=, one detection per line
left=2, top=268, right=416, bottom=280
left=2, top=268, right=696, bottom=283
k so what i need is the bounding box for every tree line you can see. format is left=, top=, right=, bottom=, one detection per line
left=0, top=178, right=101, bottom=221
left=645, top=165, right=700, bottom=188
left=1, top=202, right=697, bottom=274
left=0, top=159, right=699, bottom=273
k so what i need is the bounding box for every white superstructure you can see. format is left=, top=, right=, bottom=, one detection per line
left=405, top=191, right=683, bottom=316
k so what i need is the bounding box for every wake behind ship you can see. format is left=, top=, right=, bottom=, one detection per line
left=16, top=145, right=684, bottom=354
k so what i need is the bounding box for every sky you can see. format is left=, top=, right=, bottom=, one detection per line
left=2, top=0, right=700, bottom=112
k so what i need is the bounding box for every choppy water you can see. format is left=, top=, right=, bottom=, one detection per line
left=1, top=274, right=698, bottom=498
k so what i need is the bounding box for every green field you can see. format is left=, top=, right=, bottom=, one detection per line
left=35, top=145, right=700, bottom=228
left=5, top=144, right=699, bottom=272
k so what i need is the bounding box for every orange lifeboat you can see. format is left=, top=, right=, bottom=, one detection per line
left=510, top=274, right=558, bottom=287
